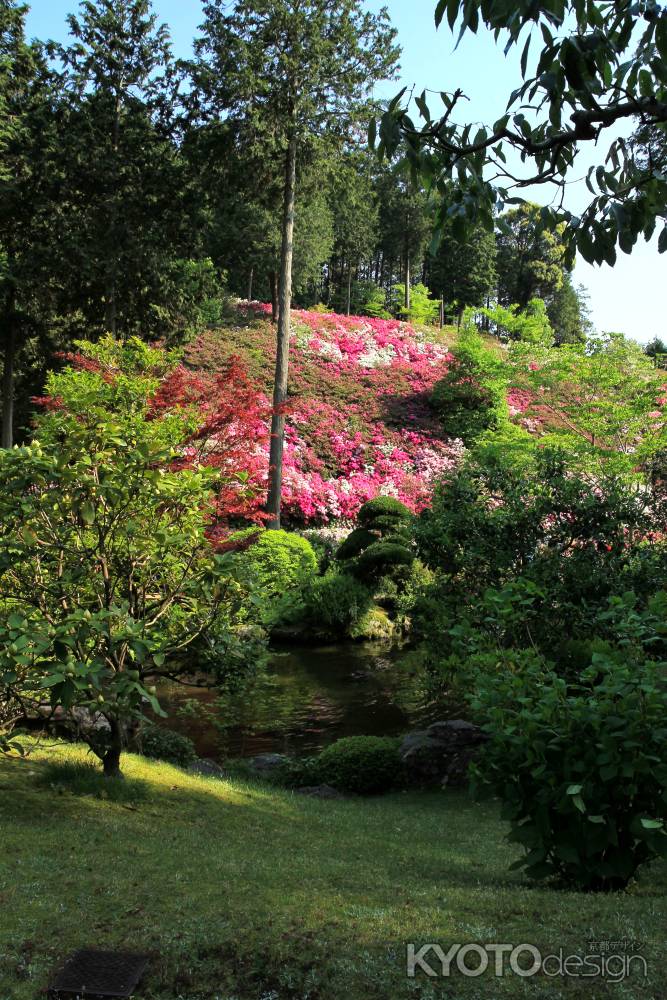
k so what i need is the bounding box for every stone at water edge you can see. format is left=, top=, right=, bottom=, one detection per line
left=247, top=753, right=290, bottom=775
left=399, top=719, right=488, bottom=789
left=188, top=758, right=228, bottom=778
left=294, top=784, right=345, bottom=799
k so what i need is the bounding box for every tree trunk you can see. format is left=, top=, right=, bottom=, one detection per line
left=346, top=261, right=352, bottom=316
left=439, top=295, right=444, bottom=330
left=2, top=289, right=17, bottom=449
left=247, top=265, right=254, bottom=302
left=266, top=134, right=297, bottom=529
left=102, top=717, right=124, bottom=778
left=404, top=249, right=411, bottom=312
left=269, top=270, right=278, bottom=321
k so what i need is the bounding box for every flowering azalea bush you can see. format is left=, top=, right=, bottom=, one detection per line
left=187, top=305, right=466, bottom=524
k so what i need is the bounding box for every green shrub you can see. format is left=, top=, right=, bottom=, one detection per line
left=431, top=326, right=508, bottom=444
left=349, top=607, right=394, bottom=641
left=140, top=724, right=197, bottom=768
left=314, top=735, right=403, bottom=794
left=357, top=496, right=412, bottom=530
left=303, top=573, right=372, bottom=634
left=468, top=650, right=667, bottom=890
left=336, top=527, right=376, bottom=561
left=229, top=528, right=318, bottom=624
left=352, top=541, right=414, bottom=583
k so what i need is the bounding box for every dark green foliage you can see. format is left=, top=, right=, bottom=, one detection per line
left=353, top=541, right=413, bottom=582
left=377, top=1, right=667, bottom=265
left=139, top=724, right=197, bottom=768
left=429, top=218, right=497, bottom=319
left=36, top=759, right=149, bottom=802
left=356, top=496, right=412, bottom=530
left=417, top=443, right=667, bottom=660
left=547, top=273, right=589, bottom=345
left=468, top=650, right=667, bottom=891
left=338, top=497, right=414, bottom=586
left=314, top=735, right=402, bottom=794
left=302, top=573, right=372, bottom=634
left=430, top=327, right=508, bottom=444
left=229, top=528, right=318, bottom=623
left=336, top=527, right=376, bottom=561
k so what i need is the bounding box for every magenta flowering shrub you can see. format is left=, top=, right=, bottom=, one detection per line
left=186, top=305, right=469, bottom=524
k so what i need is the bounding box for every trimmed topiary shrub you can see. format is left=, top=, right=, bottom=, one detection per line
left=357, top=496, right=413, bottom=530
left=314, top=735, right=403, bottom=794
left=336, top=527, right=376, bottom=561
left=353, top=541, right=414, bottom=583
left=229, top=528, right=318, bottom=624
left=140, top=724, right=197, bottom=768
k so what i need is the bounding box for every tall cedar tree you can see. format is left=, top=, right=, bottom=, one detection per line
left=194, top=0, right=399, bottom=527
left=48, top=0, right=194, bottom=340
left=0, top=2, right=61, bottom=447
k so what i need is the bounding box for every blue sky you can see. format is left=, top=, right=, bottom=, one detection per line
left=25, top=0, right=664, bottom=344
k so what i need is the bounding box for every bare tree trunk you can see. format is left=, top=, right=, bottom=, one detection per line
left=269, top=270, right=278, bottom=321
left=247, top=265, right=254, bottom=302
left=439, top=295, right=444, bottom=330
left=404, top=248, right=411, bottom=312
left=266, top=134, right=297, bottom=529
left=346, top=261, right=352, bottom=316
left=2, top=288, right=17, bottom=449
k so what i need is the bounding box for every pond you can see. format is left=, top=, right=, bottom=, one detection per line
left=157, top=642, right=457, bottom=760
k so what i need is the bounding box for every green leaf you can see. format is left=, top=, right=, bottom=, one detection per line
left=640, top=818, right=664, bottom=830
left=658, top=226, right=667, bottom=254
left=566, top=783, right=583, bottom=795
left=435, top=0, right=448, bottom=28
left=80, top=501, right=95, bottom=525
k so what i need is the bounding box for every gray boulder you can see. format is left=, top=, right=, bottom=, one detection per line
left=294, top=784, right=344, bottom=800
left=247, top=752, right=289, bottom=775
left=400, top=719, right=488, bottom=788
left=188, top=758, right=227, bottom=779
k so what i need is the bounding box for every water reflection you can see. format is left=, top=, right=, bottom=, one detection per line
left=157, top=642, right=452, bottom=759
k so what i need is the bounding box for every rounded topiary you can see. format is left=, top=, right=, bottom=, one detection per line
left=352, top=541, right=414, bottom=582
left=314, top=735, right=403, bottom=794
left=336, top=527, right=376, bottom=561
left=357, top=496, right=412, bottom=530
left=229, top=528, right=318, bottom=615
left=140, top=724, right=197, bottom=768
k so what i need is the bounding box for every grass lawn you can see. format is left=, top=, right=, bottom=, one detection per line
left=1, top=741, right=665, bottom=1000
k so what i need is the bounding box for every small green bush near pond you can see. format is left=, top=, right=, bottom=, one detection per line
left=139, top=724, right=197, bottom=769
left=315, top=735, right=403, bottom=794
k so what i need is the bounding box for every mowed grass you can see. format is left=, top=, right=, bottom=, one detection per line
left=1, top=741, right=665, bottom=1000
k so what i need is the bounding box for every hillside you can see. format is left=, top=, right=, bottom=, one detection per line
left=184, top=305, right=467, bottom=524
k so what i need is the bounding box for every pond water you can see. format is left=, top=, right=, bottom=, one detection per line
left=157, top=642, right=457, bottom=760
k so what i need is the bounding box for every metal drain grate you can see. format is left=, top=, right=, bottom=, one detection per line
left=49, top=949, right=150, bottom=998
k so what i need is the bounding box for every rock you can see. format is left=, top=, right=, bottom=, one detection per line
left=295, top=784, right=344, bottom=799
left=188, top=758, right=227, bottom=778
left=399, top=719, right=488, bottom=789
left=247, top=753, right=289, bottom=775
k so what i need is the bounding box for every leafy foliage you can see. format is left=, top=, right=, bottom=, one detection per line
left=468, top=650, right=667, bottom=890
left=314, top=735, right=402, bottom=794
left=431, top=324, right=508, bottom=443
left=376, top=0, right=667, bottom=264
left=139, top=724, right=197, bottom=768
left=0, top=337, right=266, bottom=776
